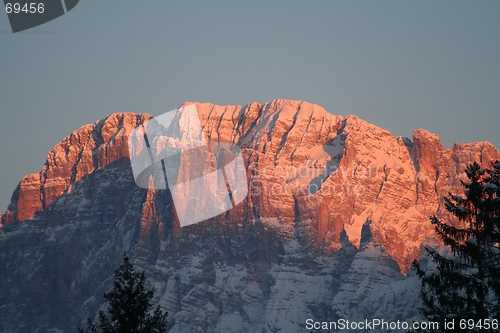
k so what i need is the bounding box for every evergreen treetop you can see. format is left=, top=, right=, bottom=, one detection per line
left=79, top=255, right=168, bottom=333
left=414, top=161, right=500, bottom=332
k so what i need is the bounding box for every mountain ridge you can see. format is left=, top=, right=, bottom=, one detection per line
left=3, top=99, right=499, bottom=271
left=1, top=99, right=499, bottom=332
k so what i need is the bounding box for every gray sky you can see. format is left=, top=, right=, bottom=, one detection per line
left=1, top=1, right=499, bottom=211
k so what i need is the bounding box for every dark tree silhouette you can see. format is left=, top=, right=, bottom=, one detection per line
left=79, top=256, right=168, bottom=333
left=414, top=161, right=500, bottom=332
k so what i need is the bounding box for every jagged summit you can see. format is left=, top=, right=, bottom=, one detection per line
left=1, top=100, right=499, bottom=332
left=3, top=99, right=499, bottom=268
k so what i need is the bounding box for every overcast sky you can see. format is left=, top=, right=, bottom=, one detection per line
left=1, top=1, right=499, bottom=211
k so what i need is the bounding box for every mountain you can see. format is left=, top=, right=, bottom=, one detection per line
left=1, top=99, right=498, bottom=332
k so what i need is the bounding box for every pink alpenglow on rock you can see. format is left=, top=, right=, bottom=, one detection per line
left=128, top=104, right=248, bottom=227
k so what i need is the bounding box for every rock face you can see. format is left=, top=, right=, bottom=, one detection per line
left=0, top=99, right=498, bottom=333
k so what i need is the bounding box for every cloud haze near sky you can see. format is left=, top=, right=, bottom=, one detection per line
left=1, top=1, right=499, bottom=210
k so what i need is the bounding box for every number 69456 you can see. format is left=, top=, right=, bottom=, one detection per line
left=6, top=3, right=45, bottom=14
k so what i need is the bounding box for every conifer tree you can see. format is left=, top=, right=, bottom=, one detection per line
left=80, top=256, right=168, bottom=333
left=414, top=161, right=500, bottom=332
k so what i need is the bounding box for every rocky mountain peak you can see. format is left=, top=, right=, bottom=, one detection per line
left=412, top=128, right=444, bottom=173
left=3, top=100, right=499, bottom=274
left=4, top=112, right=151, bottom=222
left=1, top=100, right=499, bottom=333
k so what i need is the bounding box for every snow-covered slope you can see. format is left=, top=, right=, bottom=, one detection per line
left=1, top=99, right=499, bottom=332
